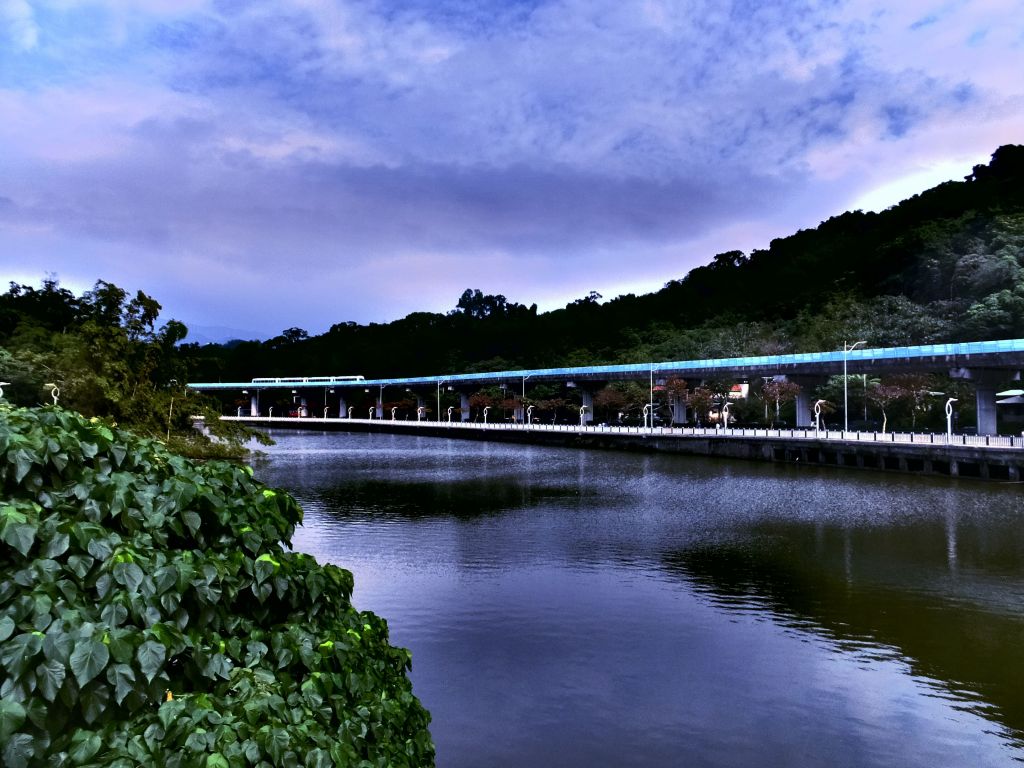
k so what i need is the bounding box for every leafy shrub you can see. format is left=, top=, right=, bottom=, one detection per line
left=0, top=406, right=434, bottom=767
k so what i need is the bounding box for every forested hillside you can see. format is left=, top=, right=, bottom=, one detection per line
left=184, top=144, right=1024, bottom=382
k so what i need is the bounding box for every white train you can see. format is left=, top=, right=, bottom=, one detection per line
left=251, top=375, right=366, bottom=383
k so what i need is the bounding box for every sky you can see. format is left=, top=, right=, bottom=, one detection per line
left=1, top=0, right=1022, bottom=341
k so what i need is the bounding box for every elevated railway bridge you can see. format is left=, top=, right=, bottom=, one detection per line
left=191, top=338, right=1024, bottom=436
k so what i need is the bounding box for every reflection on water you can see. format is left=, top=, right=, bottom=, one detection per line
left=254, top=429, right=1024, bottom=767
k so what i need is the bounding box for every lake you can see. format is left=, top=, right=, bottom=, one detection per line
left=252, top=429, right=1024, bottom=767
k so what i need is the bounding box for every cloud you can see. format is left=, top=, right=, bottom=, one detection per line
left=0, top=0, right=38, bottom=50
left=0, top=0, right=1022, bottom=334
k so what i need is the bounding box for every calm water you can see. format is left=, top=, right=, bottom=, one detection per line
left=252, top=429, right=1024, bottom=767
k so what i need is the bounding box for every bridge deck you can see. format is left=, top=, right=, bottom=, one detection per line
left=189, top=338, right=1024, bottom=391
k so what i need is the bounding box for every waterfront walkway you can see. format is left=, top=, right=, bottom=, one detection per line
left=222, top=415, right=1024, bottom=449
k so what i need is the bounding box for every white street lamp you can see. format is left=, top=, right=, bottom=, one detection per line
left=447, top=406, right=454, bottom=423
left=814, top=399, right=826, bottom=433
left=522, top=374, right=532, bottom=423
left=368, top=407, right=374, bottom=419
left=483, top=406, right=491, bottom=424
left=579, top=405, right=588, bottom=427
left=391, top=406, right=398, bottom=420
left=347, top=406, right=354, bottom=419
left=526, top=405, right=534, bottom=424
left=0, top=382, right=9, bottom=399
left=417, top=406, right=426, bottom=421
left=945, top=398, right=958, bottom=441
left=843, top=340, right=866, bottom=432
left=722, top=402, right=730, bottom=430
left=642, top=403, right=652, bottom=429
left=44, top=383, right=60, bottom=405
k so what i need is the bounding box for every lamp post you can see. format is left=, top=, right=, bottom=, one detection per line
left=649, top=365, right=655, bottom=433
left=814, top=399, right=826, bottom=433
left=437, top=378, right=448, bottom=423
left=526, top=405, right=534, bottom=425
left=579, top=405, right=588, bottom=427
left=945, top=398, right=958, bottom=441
left=722, top=402, right=730, bottom=430
left=347, top=406, right=354, bottom=419
left=167, top=379, right=178, bottom=441
left=522, top=374, right=532, bottom=423
left=483, top=406, right=491, bottom=425
left=843, top=340, right=866, bottom=431
left=417, top=406, right=426, bottom=421
left=391, top=406, right=398, bottom=421
left=0, top=382, right=9, bottom=399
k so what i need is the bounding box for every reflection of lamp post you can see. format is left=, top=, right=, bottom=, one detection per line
left=843, top=340, right=866, bottom=431
left=814, top=399, right=826, bottom=433
left=945, top=398, right=958, bottom=441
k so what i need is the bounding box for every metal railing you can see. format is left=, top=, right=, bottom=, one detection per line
left=221, top=416, right=1024, bottom=449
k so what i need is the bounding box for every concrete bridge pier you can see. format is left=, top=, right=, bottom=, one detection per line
left=783, top=376, right=825, bottom=428
left=460, top=391, right=471, bottom=421
left=669, top=393, right=687, bottom=425
left=250, top=393, right=259, bottom=417
left=951, top=368, right=1020, bottom=435
left=337, top=393, right=347, bottom=418
left=580, top=389, right=595, bottom=424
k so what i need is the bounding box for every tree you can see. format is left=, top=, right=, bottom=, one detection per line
left=688, top=386, right=715, bottom=426
left=868, top=382, right=907, bottom=433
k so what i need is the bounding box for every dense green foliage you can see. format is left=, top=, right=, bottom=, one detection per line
left=0, top=280, right=259, bottom=453
left=0, top=406, right=434, bottom=767
left=186, top=145, right=1024, bottom=383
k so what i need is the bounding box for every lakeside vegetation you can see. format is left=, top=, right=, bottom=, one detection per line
left=0, top=406, right=434, bottom=766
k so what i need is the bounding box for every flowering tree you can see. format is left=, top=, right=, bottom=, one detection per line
left=761, top=379, right=801, bottom=425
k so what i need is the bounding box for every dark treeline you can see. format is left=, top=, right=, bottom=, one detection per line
left=186, top=145, right=1024, bottom=382
left=0, top=280, right=259, bottom=453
